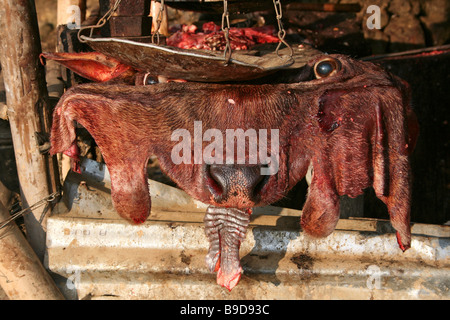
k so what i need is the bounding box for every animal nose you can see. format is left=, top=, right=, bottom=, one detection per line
left=206, top=164, right=268, bottom=205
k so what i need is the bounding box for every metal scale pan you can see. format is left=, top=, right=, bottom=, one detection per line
left=81, top=35, right=320, bottom=82
left=79, top=0, right=321, bottom=82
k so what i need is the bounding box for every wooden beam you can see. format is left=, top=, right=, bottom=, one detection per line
left=0, top=0, right=60, bottom=261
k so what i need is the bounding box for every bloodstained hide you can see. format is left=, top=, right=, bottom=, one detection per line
left=49, top=54, right=418, bottom=290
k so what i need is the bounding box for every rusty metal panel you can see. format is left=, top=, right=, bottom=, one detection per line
left=46, top=158, right=450, bottom=299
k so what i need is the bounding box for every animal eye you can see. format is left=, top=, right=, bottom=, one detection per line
left=143, top=73, right=158, bottom=85
left=314, top=58, right=340, bottom=79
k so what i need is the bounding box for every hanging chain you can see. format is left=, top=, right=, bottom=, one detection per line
left=78, top=0, right=122, bottom=43
left=0, top=192, right=60, bottom=231
left=221, top=0, right=232, bottom=65
left=151, top=0, right=165, bottom=45
left=273, top=0, right=293, bottom=58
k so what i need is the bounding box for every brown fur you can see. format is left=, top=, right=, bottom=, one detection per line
left=50, top=54, right=418, bottom=288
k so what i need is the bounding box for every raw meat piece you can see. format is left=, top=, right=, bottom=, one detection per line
left=167, top=22, right=280, bottom=51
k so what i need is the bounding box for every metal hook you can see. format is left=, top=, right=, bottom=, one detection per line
left=273, top=0, right=294, bottom=59
left=77, top=0, right=122, bottom=43
left=222, top=0, right=232, bottom=65
left=151, top=0, right=166, bottom=45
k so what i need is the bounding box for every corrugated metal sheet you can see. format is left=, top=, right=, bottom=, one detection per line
left=46, top=158, right=450, bottom=299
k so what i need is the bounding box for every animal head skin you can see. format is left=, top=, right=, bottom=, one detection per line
left=49, top=54, right=418, bottom=290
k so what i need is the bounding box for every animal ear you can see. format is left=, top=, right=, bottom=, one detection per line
left=300, top=89, right=368, bottom=239
left=40, top=52, right=135, bottom=82
left=371, top=85, right=418, bottom=251
left=301, top=85, right=416, bottom=251
left=50, top=86, right=152, bottom=224
left=300, top=156, right=340, bottom=238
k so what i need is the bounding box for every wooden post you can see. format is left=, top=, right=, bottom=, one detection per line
left=0, top=0, right=60, bottom=261
left=0, top=202, right=64, bottom=300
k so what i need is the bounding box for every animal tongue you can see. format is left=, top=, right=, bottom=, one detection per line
left=204, top=207, right=252, bottom=291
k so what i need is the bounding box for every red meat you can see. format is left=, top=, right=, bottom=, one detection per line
left=167, top=22, right=279, bottom=51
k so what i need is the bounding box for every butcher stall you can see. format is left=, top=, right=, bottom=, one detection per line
left=0, top=0, right=448, bottom=301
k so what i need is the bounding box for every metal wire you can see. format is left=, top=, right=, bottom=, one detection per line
left=0, top=192, right=60, bottom=231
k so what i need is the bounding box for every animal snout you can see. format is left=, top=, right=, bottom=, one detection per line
left=205, top=164, right=268, bottom=207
